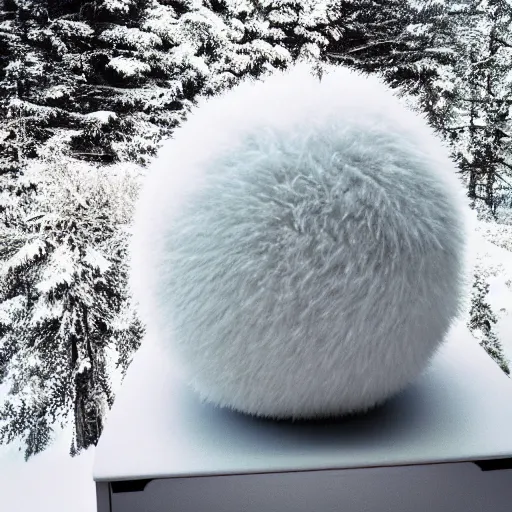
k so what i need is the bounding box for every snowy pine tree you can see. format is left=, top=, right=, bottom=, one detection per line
left=468, top=272, right=510, bottom=375
left=446, top=0, right=512, bottom=214
left=0, top=136, right=144, bottom=459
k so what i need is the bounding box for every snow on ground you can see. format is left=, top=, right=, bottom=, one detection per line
left=0, top=424, right=96, bottom=512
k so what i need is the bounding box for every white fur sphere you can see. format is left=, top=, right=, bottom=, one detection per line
left=129, top=62, right=470, bottom=419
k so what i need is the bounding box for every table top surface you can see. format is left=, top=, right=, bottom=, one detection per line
left=93, top=321, right=512, bottom=481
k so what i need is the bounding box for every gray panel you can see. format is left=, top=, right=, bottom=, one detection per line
left=96, top=482, right=111, bottom=512
left=110, top=463, right=512, bottom=512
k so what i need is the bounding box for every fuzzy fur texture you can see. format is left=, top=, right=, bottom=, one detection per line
left=129, top=62, right=471, bottom=419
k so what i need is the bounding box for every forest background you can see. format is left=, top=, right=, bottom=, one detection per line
left=1, top=0, right=512, bottom=467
